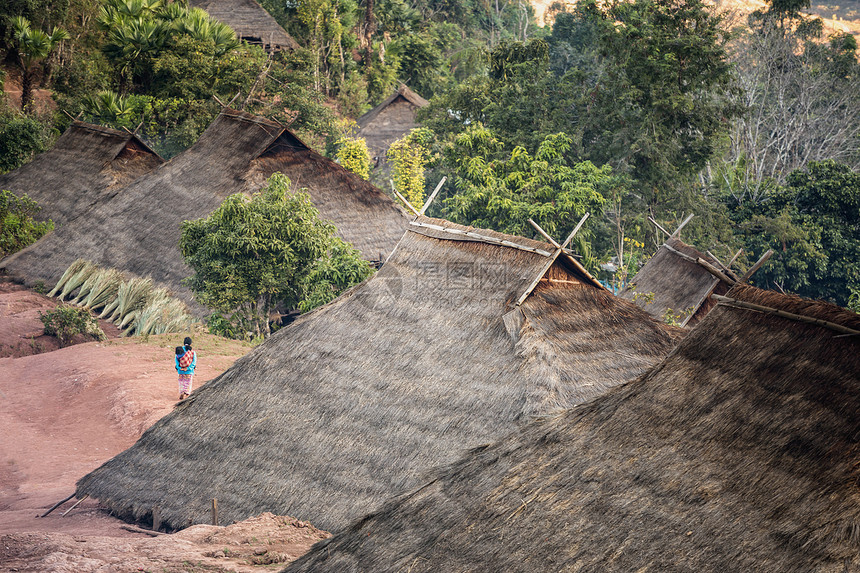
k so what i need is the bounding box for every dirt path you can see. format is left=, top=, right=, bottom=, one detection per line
left=0, top=281, right=330, bottom=571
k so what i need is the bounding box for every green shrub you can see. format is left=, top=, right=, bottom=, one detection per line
left=0, top=112, right=52, bottom=174
left=39, top=305, right=105, bottom=347
left=0, top=190, right=53, bottom=257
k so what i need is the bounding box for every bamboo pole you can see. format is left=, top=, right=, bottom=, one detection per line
left=696, top=257, right=737, bottom=286
left=648, top=216, right=671, bottom=237
left=390, top=181, right=420, bottom=216
left=727, top=248, right=743, bottom=267
left=38, top=493, right=75, bottom=518
left=528, top=218, right=561, bottom=248
left=739, top=250, right=773, bottom=283
left=212, top=498, right=219, bottom=526
left=419, top=177, right=447, bottom=216
left=712, top=294, right=860, bottom=336
left=671, top=213, right=694, bottom=238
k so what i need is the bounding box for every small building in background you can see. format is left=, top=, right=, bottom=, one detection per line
left=357, top=84, right=429, bottom=181
left=189, top=0, right=299, bottom=52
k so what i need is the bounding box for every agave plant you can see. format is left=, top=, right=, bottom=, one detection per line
left=83, top=269, right=125, bottom=311
left=58, top=261, right=100, bottom=300
left=48, top=259, right=90, bottom=297
left=109, top=277, right=153, bottom=325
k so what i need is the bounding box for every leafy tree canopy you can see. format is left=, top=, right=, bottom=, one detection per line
left=0, top=189, right=54, bottom=258
left=179, top=173, right=374, bottom=339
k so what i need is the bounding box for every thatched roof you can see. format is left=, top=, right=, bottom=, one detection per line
left=619, top=236, right=734, bottom=327
left=74, top=217, right=682, bottom=533
left=357, top=85, right=429, bottom=162
left=0, top=121, right=163, bottom=226
left=189, top=0, right=299, bottom=51
left=1, top=109, right=408, bottom=302
left=286, top=284, right=860, bottom=573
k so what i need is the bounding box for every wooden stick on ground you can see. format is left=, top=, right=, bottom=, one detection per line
left=38, top=493, right=75, bottom=518
left=121, top=524, right=166, bottom=537
left=61, top=494, right=88, bottom=517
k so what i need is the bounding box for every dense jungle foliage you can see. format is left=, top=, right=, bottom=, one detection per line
left=1, top=0, right=858, bottom=309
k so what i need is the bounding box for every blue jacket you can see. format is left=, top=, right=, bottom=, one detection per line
left=175, top=349, right=197, bottom=375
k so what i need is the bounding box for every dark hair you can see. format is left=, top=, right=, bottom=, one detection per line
left=183, top=336, right=192, bottom=349
left=175, top=346, right=185, bottom=356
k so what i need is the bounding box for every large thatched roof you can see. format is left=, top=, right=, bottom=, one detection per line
left=357, top=85, right=429, bottom=163
left=1, top=109, right=408, bottom=302
left=75, top=217, right=681, bottom=533
left=189, top=0, right=299, bottom=51
left=287, top=284, right=860, bottom=573
left=619, top=236, right=735, bottom=327
left=0, top=121, right=163, bottom=226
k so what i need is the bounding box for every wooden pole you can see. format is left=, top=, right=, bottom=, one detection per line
left=152, top=506, right=161, bottom=532
left=390, top=181, right=420, bottom=216
left=670, top=213, right=694, bottom=238
left=212, top=498, right=219, bottom=526
left=419, top=176, right=446, bottom=216
left=561, top=212, right=590, bottom=250
left=61, top=494, right=88, bottom=517
left=528, top=218, right=561, bottom=249
left=696, top=257, right=736, bottom=286
left=727, top=248, right=743, bottom=267
left=121, top=524, right=166, bottom=537
left=706, top=250, right=740, bottom=282
left=712, top=294, right=860, bottom=336
left=647, top=216, right=671, bottom=237
left=739, top=250, right=773, bottom=283
left=38, top=493, right=75, bottom=518
left=227, top=91, right=241, bottom=107
left=213, top=94, right=226, bottom=107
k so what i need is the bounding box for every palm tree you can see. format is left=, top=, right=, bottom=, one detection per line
left=12, top=17, right=69, bottom=111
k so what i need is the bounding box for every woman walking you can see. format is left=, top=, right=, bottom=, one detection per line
left=175, top=336, right=197, bottom=400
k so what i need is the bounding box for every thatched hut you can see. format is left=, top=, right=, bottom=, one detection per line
left=74, top=217, right=682, bottom=533
left=189, top=0, right=299, bottom=51
left=357, top=84, right=429, bottom=168
left=620, top=236, right=735, bottom=327
left=1, top=109, right=408, bottom=301
left=286, top=284, right=860, bottom=573
left=0, top=121, right=163, bottom=226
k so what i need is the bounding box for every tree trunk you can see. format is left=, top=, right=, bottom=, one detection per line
left=21, top=67, right=34, bottom=112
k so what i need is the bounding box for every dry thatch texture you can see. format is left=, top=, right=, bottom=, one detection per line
left=620, top=236, right=732, bottom=327
left=189, top=0, right=299, bottom=51
left=0, top=122, right=163, bottom=226
left=357, top=85, right=429, bottom=164
left=74, top=217, right=681, bottom=533
left=1, top=109, right=408, bottom=304
left=246, top=128, right=409, bottom=263
left=285, top=284, right=860, bottom=573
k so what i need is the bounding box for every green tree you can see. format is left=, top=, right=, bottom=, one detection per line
left=444, top=125, right=608, bottom=239
left=0, top=111, right=53, bottom=173
left=335, top=136, right=371, bottom=179
left=179, top=173, right=373, bottom=338
left=11, top=16, right=69, bottom=110
left=734, top=160, right=860, bottom=305
left=0, top=190, right=54, bottom=257
left=388, top=127, right=434, bottom=209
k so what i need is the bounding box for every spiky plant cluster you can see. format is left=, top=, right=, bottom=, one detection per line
left=47, top=260, right=196, bottom=336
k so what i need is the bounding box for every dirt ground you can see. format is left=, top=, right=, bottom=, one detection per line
left=0, top=281, right=330, bottom=571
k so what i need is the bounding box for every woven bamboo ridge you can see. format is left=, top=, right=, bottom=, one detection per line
left=0, top=121, right=163, bottom=226
left=286, top=283, right=860, bottom=572
left=620, top=236, right=733, bottom=327
left=1, top=109, right=408, bottom=306
left=74, top=217, right=682, bottom=533
left=189, top=0, right=299, bottom=51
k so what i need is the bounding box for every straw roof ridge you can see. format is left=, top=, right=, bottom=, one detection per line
left=74, top=218, right=682, bottom=533
left=357, top=84, right=429, bottom=129
left=619, top=235, right=731, bottom=327
left=0, top=121, right=163, bottom=227
left=189, top=0, right=299, bottom=50
left=286, top=283, right=860, bottom=572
